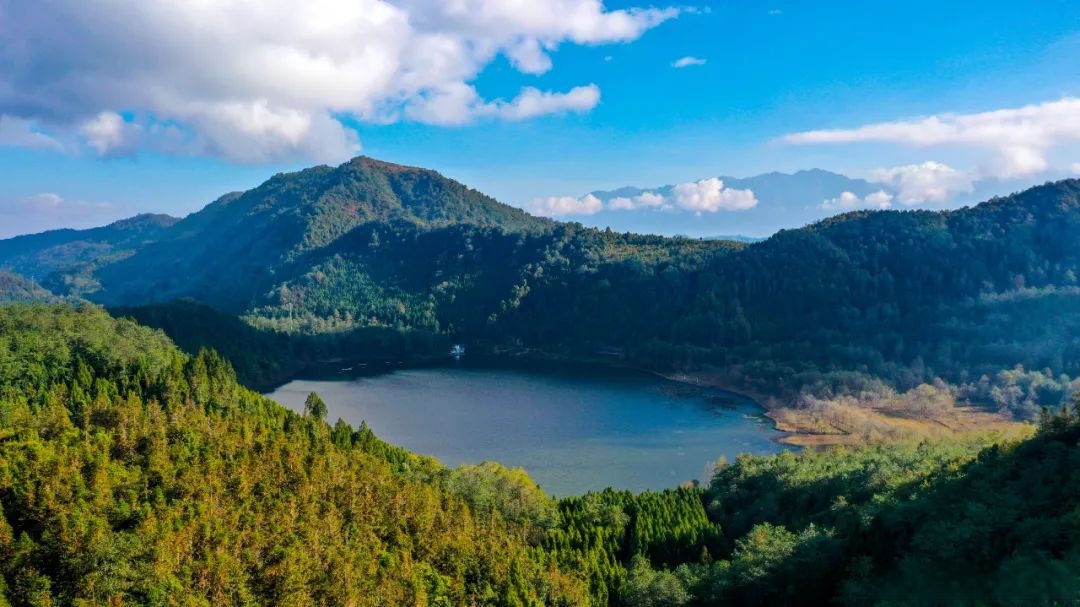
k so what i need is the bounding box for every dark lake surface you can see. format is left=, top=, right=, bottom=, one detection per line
left=265, top=362, right=787, bottom=496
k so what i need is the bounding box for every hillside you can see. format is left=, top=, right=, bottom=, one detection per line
left=81, top=157, right=553, bottom=310
left=500, top=180, right=1080, bottom=419
left=0, top=270, right=58, bottom=304
left=0, top=304, right=584, bottom=605
left=0, top=213, right=179, bottom=282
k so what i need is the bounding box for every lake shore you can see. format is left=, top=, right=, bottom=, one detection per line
left=284, top=348, right=1030, bottom=449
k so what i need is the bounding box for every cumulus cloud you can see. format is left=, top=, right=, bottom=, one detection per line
left=672, top=178, right=758, bottom=212
left=0, top=0, right=677, bottom=163
left=782, top=97, right=1080, bottom=178
left=672, top=56, right=706, bottom=68
left=525, top=193, right=604, bottom=217
left=607, top=191, right=667, bottom=211
left=822, top=190, right=893, bottom=211
left=80, top=111, right=137, bottom=156
left=405, top=83, right=602, bottom=126
left=871, top=161, right=974, bottom=205
left=0, top=193, right=123, bottom=239
left=1071, top=162, right=1080, bottom=175
left=530, top=179, right=758, bottom=217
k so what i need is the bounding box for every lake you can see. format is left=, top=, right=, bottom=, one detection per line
left=266, top=362, right=787, bottom=496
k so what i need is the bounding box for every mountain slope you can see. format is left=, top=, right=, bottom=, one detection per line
left=84, top=156, right=552, bottom=310
left=0, top=213, right=179, bottom=279
left=0, top=304, right=584, bottom=605
left=0, top=270, right=58, bottom=303
left=499, top=179, right=1080, bottom=417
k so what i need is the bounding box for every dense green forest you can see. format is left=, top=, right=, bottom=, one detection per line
left=0, top=304, right=586, bottom=605
left=3, top=157, right=1080, bottom=422
left=3, top=303, right=1080, bottom=605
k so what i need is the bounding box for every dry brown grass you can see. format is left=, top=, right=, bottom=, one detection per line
left=663, top=370, right=1034, bottom=448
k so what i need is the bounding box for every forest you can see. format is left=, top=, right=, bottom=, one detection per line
left=2, top=303, right=1080, bottom=605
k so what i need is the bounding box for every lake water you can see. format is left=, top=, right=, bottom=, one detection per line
left=266, top=363, right=787, bottom=496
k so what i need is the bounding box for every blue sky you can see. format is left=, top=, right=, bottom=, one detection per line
left=2, top=0, right=1080, bottom=237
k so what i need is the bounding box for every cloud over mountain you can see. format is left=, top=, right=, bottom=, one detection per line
left=0, top=0, right=677, bottom=163
left=871, top=161, right=974, bottom=204
left=527, top=178, right=757, bottom=217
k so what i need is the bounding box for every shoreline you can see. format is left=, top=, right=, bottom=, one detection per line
left=276, top=349, right=807, bottom=446
left=270, top=352, right=1028, bottom=449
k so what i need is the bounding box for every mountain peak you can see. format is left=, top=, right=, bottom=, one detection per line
left=343, top=155, right=430, bottom=175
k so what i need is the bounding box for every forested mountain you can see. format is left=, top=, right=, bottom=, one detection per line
left=2, top=303, right=1079, bottom=605
left=3, top=157, right=1080, bottom=422
left=504, top=180, right=1080, bottom=417
left=0, top=304, right=584, bottom=605
left=0, top=213, right=178, bottom=280
left=78, top=157, right=552, bottom=310
left=0, top=271, right=57, bottom=304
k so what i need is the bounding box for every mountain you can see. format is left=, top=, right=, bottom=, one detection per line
left=0, top=270, right=58, bottom=303
left=505, top=179, right=1080, bottom=417
left=0, top=213, right=180, bottom=280
left=79, top=156, right=552, bottom=310
left=586, top=168, right=886, bottom=237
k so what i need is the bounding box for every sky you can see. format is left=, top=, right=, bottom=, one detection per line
left=2, top=0, right=1080, bottom=238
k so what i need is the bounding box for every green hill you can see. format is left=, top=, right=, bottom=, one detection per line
left=0, top=213, right=179, bottom=281
left=0, top=271, right=58, bottom=304
left=85, top=157, right=553, bottom=310
left=0, top=304, right=584, bottom=605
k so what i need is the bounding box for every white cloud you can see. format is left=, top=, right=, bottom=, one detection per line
left=405, top=83, right=600, bottom=126
left=1070, top=162, right=1080, bottom=175
left=871, top=161, right=974, bottom=205
left=822, top=191, right=862, bottom=210
left=0, top=116, right=63, bottom=151
left=525, top=193, right=604, bottom=217
left=782, top=97, right=1080, bottom=178
left=607, top=191, right=666, bottom=211
left=865, top=190, right=895, bottom=207
left=672, top=56, right=707, bottom=68
left=80, top=111, right=137, bottom=156
left=491, top=85, right=602, bottom=121
left=822, top=190, right=893, bottom=210
left=672, top=178, right=758, bottom=212
left=634, top=191, right=666, bottom=208
left=0, top=0, right=677, bottom=163
left=0, top=193, right=122, bottom=239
